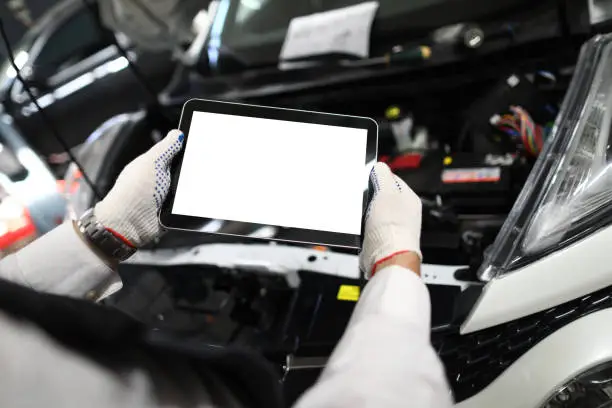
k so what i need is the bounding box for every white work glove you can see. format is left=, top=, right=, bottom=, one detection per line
left=94, top=129, right=184, bottom=247
left=359, top=162, right=422, bottom=278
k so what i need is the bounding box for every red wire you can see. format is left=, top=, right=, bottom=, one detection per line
left=512, top=106, right=538, bottom=155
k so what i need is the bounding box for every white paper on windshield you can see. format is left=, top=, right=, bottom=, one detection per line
left=280, top=1, right=379, bottom=61
left=589, top=0, right=612, bottom=24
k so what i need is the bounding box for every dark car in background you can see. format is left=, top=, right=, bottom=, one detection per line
left=0, top=0, right=176, bottom=163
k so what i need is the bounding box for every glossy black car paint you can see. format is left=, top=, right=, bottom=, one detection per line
left=0, top=0, right=175, bottom=156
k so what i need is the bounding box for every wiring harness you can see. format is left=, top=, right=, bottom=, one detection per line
left=490, top=106, right=547, bottom=156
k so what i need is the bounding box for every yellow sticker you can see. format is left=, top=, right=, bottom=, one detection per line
left=385, top=105, right=401, bottom=120
left=337, top=285, right=360, bottom=302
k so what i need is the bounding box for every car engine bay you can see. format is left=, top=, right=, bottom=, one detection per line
left=75, top=62, right=573, bottom=404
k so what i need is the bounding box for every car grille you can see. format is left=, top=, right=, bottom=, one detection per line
left=434, top=285, right=612, bottom=403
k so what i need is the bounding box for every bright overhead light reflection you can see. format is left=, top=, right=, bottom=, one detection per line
left=103, top=56, right=128, bottom=74
left=34, top=93, right=54, bottom=109
left=240, top=0, right=262, bottom=9
left=5, top=50, right=29, bottom=79
left=208, top=0, right=231, bottom=67
left=248, top=226, right=278, bottom=239
left=21, top=56, right=129, bottom=117
left=201, top=219, right=224, bottom=232
left=54, top=73, right=94, bottom=99
left=468, top=35, right=483, bottom=48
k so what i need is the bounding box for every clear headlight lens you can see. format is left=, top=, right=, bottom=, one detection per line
left=541, top=362, right=612, bottom=408
left=480, top=34, right=612, bottom=280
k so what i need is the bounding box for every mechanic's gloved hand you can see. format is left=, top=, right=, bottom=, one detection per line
left=94, top=129, right=184, bottom=247
left=359, top=162, right=422, bottom=279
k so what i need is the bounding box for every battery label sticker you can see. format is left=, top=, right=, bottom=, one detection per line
left=337, top=285, right=360, bottom=301
left=442, top=167, right=501, bottom=183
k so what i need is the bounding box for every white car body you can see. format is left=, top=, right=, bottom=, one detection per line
left=458, top=224, right=612, bottom=407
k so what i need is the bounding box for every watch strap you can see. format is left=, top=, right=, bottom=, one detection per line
left=77, top=209, right=136, bottom=262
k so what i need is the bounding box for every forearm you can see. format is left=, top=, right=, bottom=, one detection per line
left=294, top=266, right=453, bottom=408
left=0, top=222, right=122, bottom=301
left=0, top=130, right=183, bottom=301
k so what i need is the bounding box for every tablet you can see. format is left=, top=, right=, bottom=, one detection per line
left=160, top=99, right=378, bottom=249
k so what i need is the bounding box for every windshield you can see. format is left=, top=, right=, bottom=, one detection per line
left=229, top=0, right=441, bottom=35
left=208, top=0, right=528, bottom=69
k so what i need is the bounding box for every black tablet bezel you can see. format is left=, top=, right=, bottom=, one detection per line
left=160, top=99, right=378, bottom=249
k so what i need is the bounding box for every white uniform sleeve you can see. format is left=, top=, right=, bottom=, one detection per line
left=0, top=222, right=122, bottom=301
left=293, top=265, right=453, bottom=408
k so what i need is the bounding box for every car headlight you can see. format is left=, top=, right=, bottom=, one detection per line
left=479, top=34, right=612, bottom=281
left=541, top=362, right=612, bottom=408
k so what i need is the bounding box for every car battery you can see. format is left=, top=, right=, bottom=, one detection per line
left=439, top=153, right=515, bottom=214
left=394, top=152, right=520, bottom=214
left=392, top=152, right=444, bottom=196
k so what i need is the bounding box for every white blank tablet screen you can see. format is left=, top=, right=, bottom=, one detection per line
left=172, top=111, right=368, bottom=235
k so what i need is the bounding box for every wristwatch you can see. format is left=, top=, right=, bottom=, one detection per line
left=77, top=209, right=136, bottom=262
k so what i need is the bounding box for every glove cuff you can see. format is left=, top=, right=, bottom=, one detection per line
left=361, top=225, right=422, bottom=278
left=94, top=201, right=144, bottom=247
left=371, top=250, right=413, bottom=276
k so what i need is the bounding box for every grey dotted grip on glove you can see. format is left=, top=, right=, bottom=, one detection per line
left=94, top=129, right=184, bottom=248
left=359, top=162, right=423, bottom=279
